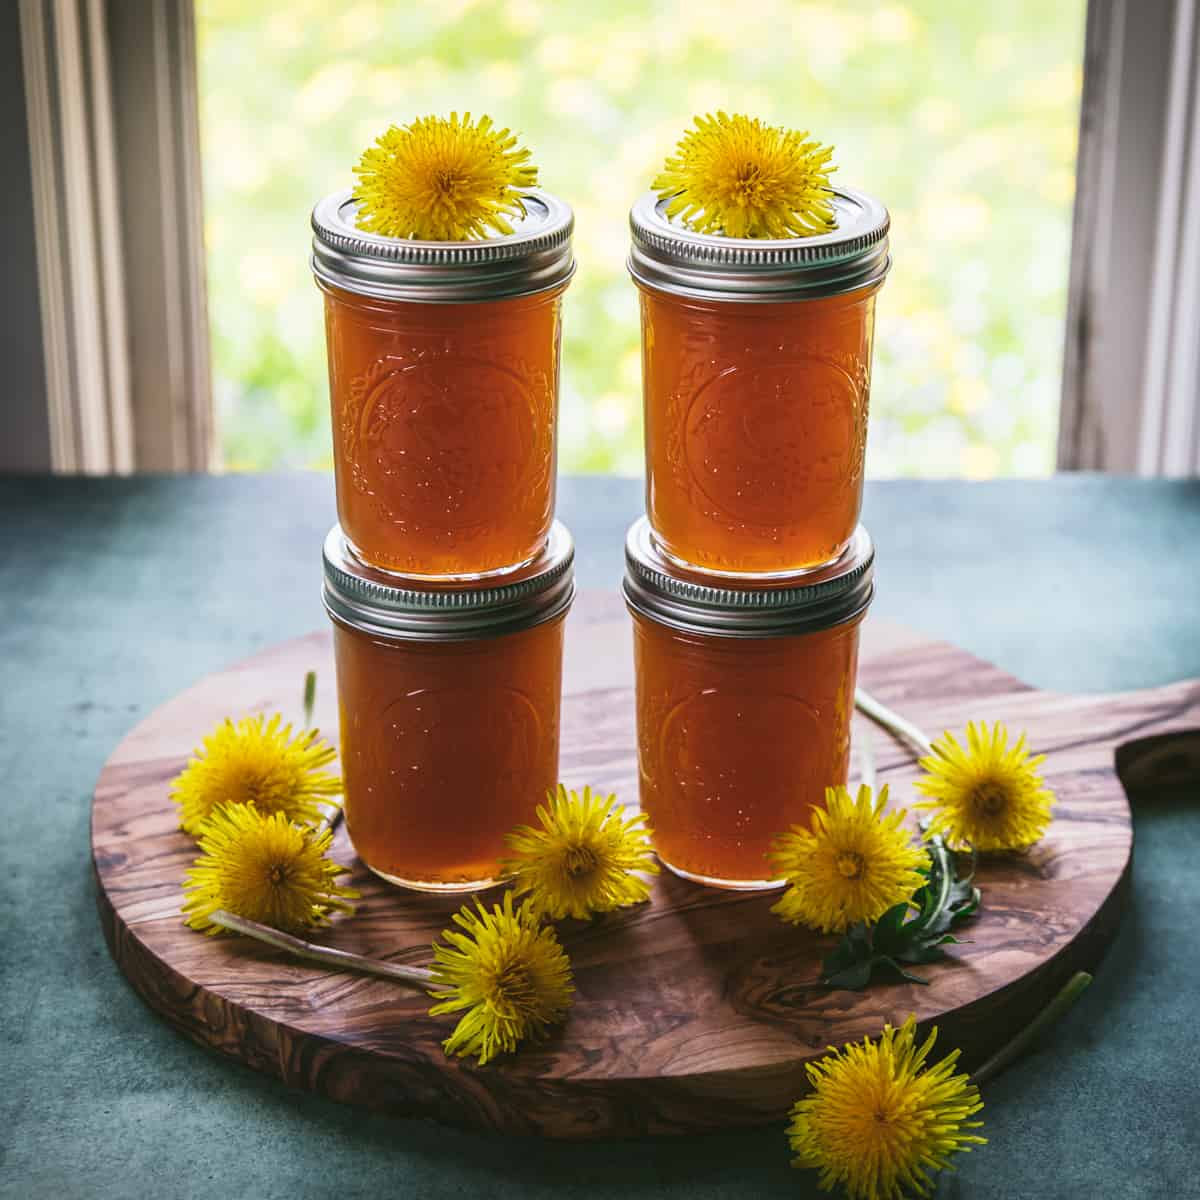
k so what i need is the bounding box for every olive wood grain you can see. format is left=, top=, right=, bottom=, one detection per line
left=92, top=590, right=1199, bottom=1138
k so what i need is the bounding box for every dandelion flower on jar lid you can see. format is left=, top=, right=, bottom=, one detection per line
left=788, top=1015, right=985, bottom=1200
left=353, top=112, right=539, bottom=241
left=768, top=785, right=928, bottom=934
left=429, top=891, right=573, bottom=1065
left=503, top=784, right=658, bottom=920
left=915, top=721, right=1055, bottom=851
left=653, top=111, right=836, bottom=239
left=181, top=802, right=358, bottom=936
left=171, top=713, right=341, bottom=838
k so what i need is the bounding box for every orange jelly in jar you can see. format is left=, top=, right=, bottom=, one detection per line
left=628, top=188, right=890, bottom=577
left=312, top=189, right=575, bottom=579
left=323, top=522, right=574, bottom=891
left=624, top=518, right=874, bottom=888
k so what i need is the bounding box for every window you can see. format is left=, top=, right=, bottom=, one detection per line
left=196, top=0, right=1086, bottom=479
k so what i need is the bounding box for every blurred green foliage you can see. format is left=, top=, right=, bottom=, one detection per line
left=197, top=0, right=1083, bottom=477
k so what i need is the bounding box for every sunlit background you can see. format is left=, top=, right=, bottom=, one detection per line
left=198, top=0, right=1084, bottom=478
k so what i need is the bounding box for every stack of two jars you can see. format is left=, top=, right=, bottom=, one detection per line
left=624, top=186, right=890, bottom=890
left=312, top=187, right=577, bottom=892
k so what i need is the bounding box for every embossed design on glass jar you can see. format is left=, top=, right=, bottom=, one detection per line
left=341, top=348, right=552, bottom=537
left=339, top=680, right=548, bottom=885
left=368, top=684, right=543, bottom=793
left=829, top=347, right=871, bottom=489
left=657, top=687, right=824, bottom=817
left=665, top=354, right=865, bottom=530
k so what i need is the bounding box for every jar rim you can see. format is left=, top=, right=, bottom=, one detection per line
left=311, top=188, right=575, bottom=303
left=623, top=519, right=874, bottom=637
left=627, top=186, right=889, bottom=302
left=323, top=522, right=575, bottom=641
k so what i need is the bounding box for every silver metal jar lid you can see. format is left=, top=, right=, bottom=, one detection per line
left=623, top=518, right=874, bottom=638
left=311, top=187, right=575, bottom=303
left=323, top=522, right=575, bottom=641
left=628, top=187, right=889, bottom=302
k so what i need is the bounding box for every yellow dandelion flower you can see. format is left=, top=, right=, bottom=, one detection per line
left=502, top=785, right=659, bottom=920
left=182, top=802, right=358, bottom=936
left=172, top=714, right=341, bottom=838
left=768, top=785, right=928, bottom=934
left=915, top=721, right=1055, bottom=851
left=653, top=111, right=836, bottom=239
left=352, top=112, right=538, bottom=241
left=429, top=891, right=573, bottom=1065
left=788, top=1015, right=985, bottom=1200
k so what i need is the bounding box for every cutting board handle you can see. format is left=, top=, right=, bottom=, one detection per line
left=1112, top=678, right=1200, bottom=797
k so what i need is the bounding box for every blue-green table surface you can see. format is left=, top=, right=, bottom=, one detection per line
left=1, top=474, right=1198, bottom=1200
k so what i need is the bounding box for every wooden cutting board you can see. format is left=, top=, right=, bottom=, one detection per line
left=92, top=590, right=1199, bottom=1139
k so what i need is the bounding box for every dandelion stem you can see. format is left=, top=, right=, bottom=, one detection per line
left=301, top=670, right=345, bottom=835
left=973, top=971, right=1092, bottom=1085
left=855, top=687, right=934, bottom=758
left=209, top=909, right=434, bottom=987
left=302, top=669, right=317, bottom=729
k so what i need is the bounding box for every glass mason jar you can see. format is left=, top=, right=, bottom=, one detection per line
left=623, top=517, right=874, bottom=889
left=312, top=189, right=575, bottom=579
left=628, top=189, right=889, bottom=577
left=323, top=521, right=575, bottom=891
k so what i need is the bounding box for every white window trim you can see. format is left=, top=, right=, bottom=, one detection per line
left=20, top=0, right=132, bottom=472
left=1141, top=0, right=1200, bottom=474
left=1060, top=0, right=1200, bottom=476
left=18, top=0, right=211, bottom=473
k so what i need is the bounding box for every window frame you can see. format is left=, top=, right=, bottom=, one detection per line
left=17, top=0, right=211, bottom=473
left=14, top=0, right=1198, bottom=476
left=1059, top=0, right=1200, bottom=475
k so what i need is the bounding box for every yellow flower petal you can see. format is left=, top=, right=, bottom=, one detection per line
left=653, top=111, right=836, bottom=239
left=502, top=784, right=658, bottom=920
left=181, top=802, right=357, bottom=936
left=428, top=891, right=573, bottom=1065
left=788, top=1015, right=986, bottom=1200
left=353, top=112, right=538, bottom=241
left=171, top=713, right=341, bottom=838
left=914, top=721, right=1055, bottom=850
left=768, top=785, right=927, bottom=933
